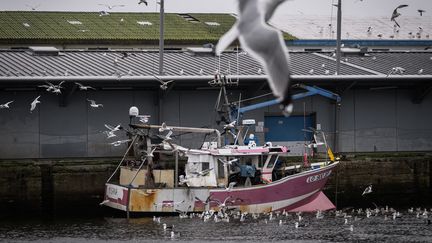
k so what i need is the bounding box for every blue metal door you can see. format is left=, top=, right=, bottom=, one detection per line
left=264, top=115, right=314, bottom=142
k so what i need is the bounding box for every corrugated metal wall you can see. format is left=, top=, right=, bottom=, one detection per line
left=0, top=88, right=431, bottom=159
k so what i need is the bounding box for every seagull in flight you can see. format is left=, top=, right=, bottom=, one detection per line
left=153, top=75, right=174, bottom=90
left=0, top=101, right=13, bottom=109
left=218, top=158, right=239, bottom=166
left=98, top=4, right=125, bottom=10
left=418, top=9, right=426, bottom=16
left=391, top=4, right=408, bottom=28
left=138, top=0, right=148, bottom=5
left=103, top=130, right=117, bottom=139
left=223, top=120, right=236, bottom=130
left=26, top=4, right=40, bottom=11
left=191, top=168, right=213, bottom=176
left=216, top=0, right=293, bottom=116
left=105, top=124, right=121, bottom=132
left=362, top=184, right=373, bottom=196
left=30, top=96, right=41, bottom=113
left=38, top=81, right=65, bottom=94
left=75, top=82, right=96, bottom=91
left=137, top=115, right=151, bottom=124
left=110, top=139, right=131, bottom=147
left=87, top=99, right=103, bottom=108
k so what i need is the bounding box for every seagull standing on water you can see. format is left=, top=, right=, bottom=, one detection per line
left=391, top=4, right=408, bottom=28
left=216, top=0, right=293, bottom=116
left=0, top=101, right=13, bottom=109
left=30, top=96, right=41, bottom=113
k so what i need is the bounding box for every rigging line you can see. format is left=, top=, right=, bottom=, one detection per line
left=230, top=92, right=273, bottom=105
left=330, top=0, right=336, bottom=39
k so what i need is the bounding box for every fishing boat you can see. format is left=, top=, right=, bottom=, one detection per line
left=102, top=110, right=339, bottom=216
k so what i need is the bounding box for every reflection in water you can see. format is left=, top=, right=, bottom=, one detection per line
left=1, top=209, right=432, bottom=242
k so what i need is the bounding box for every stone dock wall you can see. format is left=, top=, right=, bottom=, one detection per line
left=0, top=154, right=431, bottom=216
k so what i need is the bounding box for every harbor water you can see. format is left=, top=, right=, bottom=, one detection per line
left=1, top=207, right=431, bottom=242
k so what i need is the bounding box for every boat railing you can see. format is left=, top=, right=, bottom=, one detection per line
left=130, top=123, right=222, bottom=147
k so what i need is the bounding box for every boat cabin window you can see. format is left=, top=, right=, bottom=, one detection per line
left=266, top=155, right=278, bottom=169
left=239, top=156, right=259, bottom=167
left=259, top=155, right=267, bottom=168
left=202, top=162, right=209, bottom=171
left=217, top=160, right=225, bottom=178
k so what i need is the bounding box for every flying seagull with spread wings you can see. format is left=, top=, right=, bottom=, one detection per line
left=216, top=0, right=293, bottom=116
left=391, top=4, right=408, bottom=28
left=0, top=101, right=13, bottom=109
left=153, top=75, right=174, bottom=90
left=30, top=96, right=41, bottom=113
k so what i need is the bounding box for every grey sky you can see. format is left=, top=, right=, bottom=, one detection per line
left=2, top=0, right=432, bottom=17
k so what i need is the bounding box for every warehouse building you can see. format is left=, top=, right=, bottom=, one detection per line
left=0, top=11, right=431, bottom=159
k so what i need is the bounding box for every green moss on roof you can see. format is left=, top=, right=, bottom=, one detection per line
left=0, top=11, right=297, bottom=46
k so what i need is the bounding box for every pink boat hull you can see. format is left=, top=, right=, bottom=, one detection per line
left=103, top=161, right=338, bottom=214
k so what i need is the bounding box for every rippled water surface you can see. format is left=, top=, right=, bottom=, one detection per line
left=1, top=209, right=432, bottom=242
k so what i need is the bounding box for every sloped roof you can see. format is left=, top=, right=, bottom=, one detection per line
left=271, top=15, right=432, bottom=40
left=0, top=11, right=296, bottom=46
left=0, top=49, right=430, bottom=87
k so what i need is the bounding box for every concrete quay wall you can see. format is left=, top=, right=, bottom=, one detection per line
left=0, top=155, right=430, bottom=216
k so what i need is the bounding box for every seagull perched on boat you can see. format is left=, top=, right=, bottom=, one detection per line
left=153, top=75, right=174, bottom=90
left=225, top=182, right=237, bottom=191
left=216, top=0, right=293, bottom=116
left=159, top=122, right=171, bottom=132
left=362, top=184, right=373, bottom=196
left=75, top=82, right=96, bottom=90
left=110, top=139, right=131, bottom=147
left=30, top=96, right=41, bottom=113
left=391, top=4, right=408, bottom=28
left=87, top=99, right=103, bottom=108
left=158, top=130, right=173, bottom=141
left=0, top=101, right=13, bottom=109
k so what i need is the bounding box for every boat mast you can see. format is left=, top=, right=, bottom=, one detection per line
left=158, top=0, right=165, bottom=75
left=335, top=0, right=342, bottom=75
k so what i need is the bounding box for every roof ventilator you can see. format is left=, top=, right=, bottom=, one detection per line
left=186, top=46, right=214, bottom=56
left=340, top=47, right=368, bottom=56
left=177, top=14, right=200, bottom=23
left=29, top=46, right=60, bottom=56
